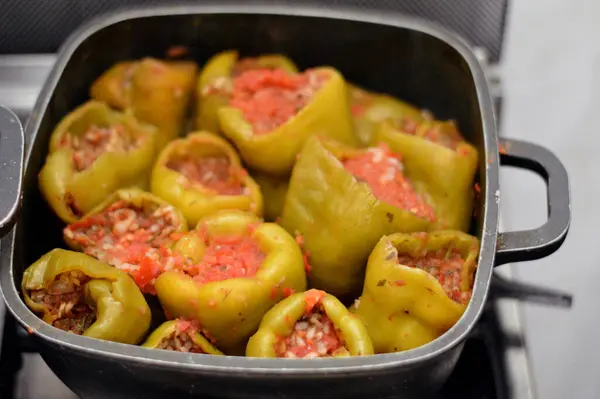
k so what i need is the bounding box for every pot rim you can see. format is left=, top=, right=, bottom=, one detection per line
left=0, top=3, right=498, bottom=375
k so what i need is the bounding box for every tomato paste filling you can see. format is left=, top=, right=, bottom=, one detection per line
left=59, top=124, right=140, bottom=172
left=342, top=144, right=436, bottom=221
left=395, top=119, right=463, bottom=150
left=28, top=271, right=96, bottom=334
left=63, top=200, right=181, bottom=293
left=157, top=319, right=208, bottom=353
left=181, top=230, right=265, bottom=284
left=166, top=155, right=246, bottom=195
left=397, top=248, right=471, bottom=304
left=276, top=305, right=346, bottom=359
left=229, top=68, right=328, bottom=134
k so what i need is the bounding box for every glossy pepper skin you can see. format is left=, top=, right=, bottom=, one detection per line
left=280, top=136, right=433, bottom=298
left=154, top=210, right=307, bottom=354
left=22, top=249, right=151, bottom=344
left=91, top=58, right=197, bottom=150
left=252, top=172, right=289, bottom=222
left=246, top=289, right=373, bottom=358
left=150, top=132, right=263, bottom=228
left=195, top=50, right=298, bottom=132
left=39, top=101, right=156, bottom=224
left=348, top=84, right=427, bottom=147
left=63, top=188, right=188, bottom=252
left=142, top=320, right=223, bottom=355
left=218, top=67, right=358, bottom=176
left=353, top=231, right=479, bottom=353
left=373, top=120, right=478, bottom=231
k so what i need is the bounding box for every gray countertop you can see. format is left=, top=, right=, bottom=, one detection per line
left=501, top=1, right=595, bottom=398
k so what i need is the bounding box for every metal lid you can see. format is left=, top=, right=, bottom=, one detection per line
left=0, top=0, right=507, bottom=61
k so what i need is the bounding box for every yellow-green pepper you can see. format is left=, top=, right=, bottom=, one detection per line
left=155, top=210, right=307, bottom=354
left=347, top=83, right=428, bottom=146
left=218, top=67, right=358, bottom=176
left=251, top=171, right=289, bottom=222
left=373, top=119, right=478, bottom=231
left=194, top=50, right=298, bottom=132
left=39, top=101, right=156, bottom=223
left=22, top=249, right=151, bottom=344
left=353, top=231, right=479, bottom=353
left=150, top=132, right=263, bottom=228
left=280, top=136, right=434, bottom=298
left=246, top=289, right=373, bottom=358
left=142, top=319, right=223, bottom=355
left=90, top=58, right=198, bottom=150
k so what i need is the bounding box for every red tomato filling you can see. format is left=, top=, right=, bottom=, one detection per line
left=59, top=124, right=140, bottom=172
left=229, top=68, right=328, bottom=134
left=397, top=248, right=471, bottom=304
left=166, top=155, right=246, bottom=195
left=395, top=119, right=463, bottom=150
left=349, top=86, right=372, bottom=117
left=28, top=271, right=96, bottom=335
left=342, top=144, right=436, bottom=221
left=63, top=200, right=182, bottom=293
left=181, top=229, right=265, bottom=284
left=275, top=305, right=345, bottom=358
left=157, top=318, right=208, bottom=353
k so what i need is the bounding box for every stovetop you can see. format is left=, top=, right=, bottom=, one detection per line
left=0, top=54, right=536, bottom=399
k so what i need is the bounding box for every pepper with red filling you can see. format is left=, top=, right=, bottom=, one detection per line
left=151, top=132, right=263, bottom=227
left=281, top=136, right=434, bottom=298
left=39, top=101, right=156, bottom=223
left=63, top=189, right=188, bottom=294
left=218, top=67, right=357, bottom=176
left=373, top=119, right=478, bottom=231
left=195, top=50, right=299, bottom=132
left=142, top=318, right=223, bottom=355
left=155, top=210, right=306, bottom=354
left=352, top=231, right=479, bottom=353
left=246, top=289, right=373, bottom=358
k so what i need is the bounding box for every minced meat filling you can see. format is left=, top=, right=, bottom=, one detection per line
left=276, top=306, right=346, bottom=359
left=229, top=68, right=328, bottom=134
left=395, top=118, right=463, bottom=150
left=342, top=144, right=436, bottom=221
left=166, top=155, right=246, bottom=195
left=157, top=319, right=207, bottom=353
left=59, top=124, right=140, bottom=172
left=29, top=271, right=96, bottom=335
left=397, top=248, right=470, bottom=304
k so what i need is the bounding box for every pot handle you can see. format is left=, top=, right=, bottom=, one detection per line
left=0, top=105, right=24, bottom=237
left=495, top=138, right=570, bottom=265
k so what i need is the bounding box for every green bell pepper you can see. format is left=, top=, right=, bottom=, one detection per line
left=154, top=210, right=307, bottom=354
left=353, top=231, right=479, bottom=353
left=218, top=67, right=358, bottom=176
left=22, top=249, right=151, bottom=344
left=373, top=119, right=478, bottom=231
left=246, top=289, right=373, bottom=358
left=150, top=132, right=263, bottom=227
left=252, top=171, right=289, bottom=222
left=194, top=50, right=298, bottom=132
left=348, top=83, right=427, bottom=146
left=142, top=319, right=223, bottom=355
left=280, top=136, right=434, bottom=298
left=39, top=101, right=156, bottom=223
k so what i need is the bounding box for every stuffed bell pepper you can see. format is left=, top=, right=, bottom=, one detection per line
left=252, top=172, right=289, bottom=222
left=90, top=58, right=197, bottom=150
left=281, top=135, right=435, bottom=298
left=154, top=210, right=307, bottom=354
left=353, top=231, right=479, bottom=353
left=374, top=119, right=478, bottom=231
left=63, top=188, right=188, bottom=293
left=142, top=318, right=223, bottom=355
left=195, top=50, right=298, bottom=132
left=246, top=289, right=373, bottom=358
left=347, top=84, right=429, bottom=146
left=150, top=132, right=263, bottom=227
left=39, top=101, right=156, bottom=223
left=22, top=249, right=151, bottom=344
left=218, top=66, right=357, bottom=176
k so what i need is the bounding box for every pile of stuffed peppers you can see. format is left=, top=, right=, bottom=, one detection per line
left=27, top=49, right=481, bottom=359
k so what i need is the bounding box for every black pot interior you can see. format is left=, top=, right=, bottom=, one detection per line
left=15, top=11, right=486, bottom=326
